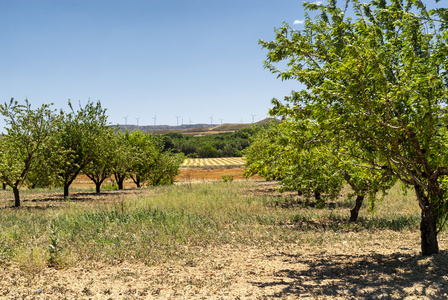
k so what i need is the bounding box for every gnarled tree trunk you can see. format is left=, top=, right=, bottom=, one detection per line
left=64, top=184, right=70, bottom=199
left=95, top=182, right=101, bottom=194
left=314, top=190, right=321, bottom=201
left=13, top=186, right=20, bottom=207
left=131, top=174, right=141, bottom=188
left=350, top=195, right=364, bottom=222
left=415, top=184, right=439, bottom=256
left=114, top=173, right=126, bottom=190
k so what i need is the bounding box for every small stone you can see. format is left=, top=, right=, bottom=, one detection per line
left=34, top=289, right=42, bottom=294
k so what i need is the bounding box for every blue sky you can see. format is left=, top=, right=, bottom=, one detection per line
left=1, top=1, right=444, bottom=128
left=0, top=0, right=306, bottom=127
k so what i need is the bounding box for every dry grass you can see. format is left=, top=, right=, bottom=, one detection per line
left=0, top=180, right=446, bottom=299
left=0, top=181, right=426, bottom=268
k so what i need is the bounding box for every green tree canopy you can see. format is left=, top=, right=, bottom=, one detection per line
left=245, top=120, right=395, bottom=221
left=127, top=131, right=160, bottom=188
left=261, top=0, right=448, bottom=255
left=110, top=130, right=134, bottom=190
left=56, top=100, right=109, bottom=198
left=83, top=126, right=117, bottom=193
left=0, top=99, right=62, bottom=207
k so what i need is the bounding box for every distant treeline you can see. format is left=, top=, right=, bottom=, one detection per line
left=161, top=126, right=264, bottom=158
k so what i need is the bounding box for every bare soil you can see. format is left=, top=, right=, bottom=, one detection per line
left=1, top=168, right=447, bottom=299
left=1, top=233, right=447, bottom=299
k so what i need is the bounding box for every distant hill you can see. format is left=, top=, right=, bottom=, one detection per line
left=112, top=118, right=279, bottom=135
left=112, top=123, right=214, bottom=133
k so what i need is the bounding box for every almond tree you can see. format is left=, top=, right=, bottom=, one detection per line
left=244, top=121, right=345, bottom=204
left=56, top=100, right=109, bottom=198
left=147, top=151, right=184, bottom=186
left=111, top=130, right=133, bottom=190
left=244, top=120, right=394, bottom=221
left=0, top=99, right=61, bottom=207
left=83, top=126, right=117, bottom=193
left=261, top=0, right=448, bottom=255
left=127, top=131, right=158, bottom=187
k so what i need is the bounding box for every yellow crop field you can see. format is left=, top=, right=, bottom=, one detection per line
left=181, top=157, right=245, bottom=167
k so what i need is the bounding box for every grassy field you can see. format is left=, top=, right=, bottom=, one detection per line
left=0, top=181, right=447, bottom=298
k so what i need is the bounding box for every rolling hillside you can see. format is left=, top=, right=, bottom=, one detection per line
left=113, top=118, right=279, bottom=136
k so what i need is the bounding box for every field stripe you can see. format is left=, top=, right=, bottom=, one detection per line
left=181, top=157, right=245, bottom=167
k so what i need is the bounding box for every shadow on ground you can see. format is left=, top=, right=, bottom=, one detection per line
left=0, top=189, right=146, bottom=210
left=251, top=250, right=448, bottom=299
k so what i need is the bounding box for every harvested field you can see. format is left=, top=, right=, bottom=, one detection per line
left=181, top=157, right=245, bottom=167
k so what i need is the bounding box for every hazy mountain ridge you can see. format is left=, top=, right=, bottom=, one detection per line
left=112, top=118, right=278, bottom=135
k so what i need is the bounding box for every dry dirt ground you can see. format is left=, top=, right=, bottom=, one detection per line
left=1, top=168, right=448, bottom=299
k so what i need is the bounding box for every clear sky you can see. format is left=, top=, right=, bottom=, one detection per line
left=0, top=0, right=307, bottom=127
left=2, top=1, right=443, bottom=128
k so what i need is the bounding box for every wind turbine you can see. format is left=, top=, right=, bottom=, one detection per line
left=251, top=114, right=256, bottom=124
left=210, top=115, right=213, bottom=126
left=136, top=117, right=140, bottom=128
left=175, top=115, right=180, bottom=127
left=153, top=115, right=157, bottom=126
left=123, top=116, right=128, bottom=126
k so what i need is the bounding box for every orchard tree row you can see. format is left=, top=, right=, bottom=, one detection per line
left=0, top=99, right=183, bottom=208
left=246, top=0, right=448, bottom=256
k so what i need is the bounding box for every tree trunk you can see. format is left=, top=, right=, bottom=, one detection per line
left=114, top=173, right=125, bottom=190
left=131, top=174, right=141, bottom=188
left=13, top=186, right=20, bottom=207
left=3, top=183, right=6, bottom=190
left=95, top=182, right=101, bottom=194
left=314, top=190, right=321, bottom=201
left=350, top=195, right=364, bottom=222
left=420, top=205, right=439, bottom=255
left=414, top=185, right=439, bottom=256
left=64, top=184, right=69, bottom=199
left=117, top=179, right=123, bottom=190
